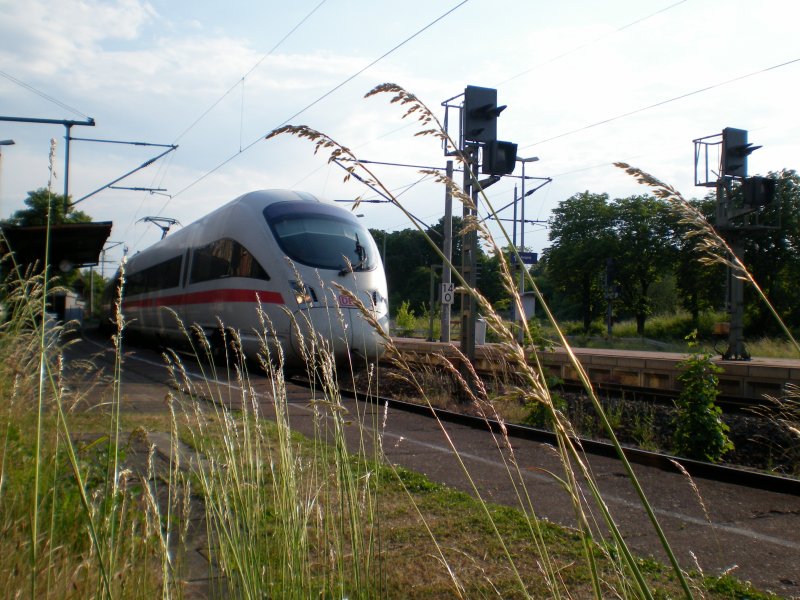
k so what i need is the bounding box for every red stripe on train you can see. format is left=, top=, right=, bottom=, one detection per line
left=122, top=288, right=284, bottom=309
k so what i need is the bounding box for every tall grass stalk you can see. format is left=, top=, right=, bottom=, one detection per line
left=31, top=138, right=58, bottom=599
left=163, top=295, right=385, bottom=597
left=1, top=188, right=165, bottom=597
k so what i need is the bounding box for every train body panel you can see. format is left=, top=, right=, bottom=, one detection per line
left=106, top=190, right=388, bottom=369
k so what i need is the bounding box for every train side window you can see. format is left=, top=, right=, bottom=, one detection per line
left=190, top=238, right=269, bottom=284
left=126, top=255, right=182, bottom=295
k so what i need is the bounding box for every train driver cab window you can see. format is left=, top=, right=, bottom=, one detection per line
left=190, top=238, right=270, bottom=284
left=264, top=202, right=379, bottom=272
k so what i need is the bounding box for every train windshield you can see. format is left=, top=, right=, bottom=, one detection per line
left=265, top=202, right=380, bottom=272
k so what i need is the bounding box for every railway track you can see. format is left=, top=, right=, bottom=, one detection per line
left=323, top=380, right=800, bottom=497
left=555, top=380, right=772, bottom=414
left=77, top=329, right=799, bottom=497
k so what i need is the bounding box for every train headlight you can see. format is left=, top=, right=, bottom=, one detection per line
left=290, top=281, right=316, bottom=309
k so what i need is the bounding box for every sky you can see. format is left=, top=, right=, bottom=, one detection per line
left=1, top=0, right=798, bottom=274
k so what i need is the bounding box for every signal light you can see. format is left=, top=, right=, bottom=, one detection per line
left=742, top=176, right=776, bottom=206
left=463, top=85, right=505, bottom=143
left=482, top=140, right=518, bottom=175
left=722, top=127, right=761, bottom=178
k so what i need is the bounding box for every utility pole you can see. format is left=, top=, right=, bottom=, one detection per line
left=440, top=160, right=453, bottom=342
left=0, top=116, right=95, bottom=199
left=460, top=145, right=479, bottom=364
left=0, top=139, right=15, bottom=217
left=516, top=156, right=539, bottom=342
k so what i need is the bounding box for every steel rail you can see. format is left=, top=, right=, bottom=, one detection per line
left=330, top=383, right=800, bottom=497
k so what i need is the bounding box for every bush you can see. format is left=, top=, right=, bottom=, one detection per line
left=672, top=333, right=733, bottom=462
left=524, top=376, right=567, bottom=429
left=562, top=320, right=604, bottom=336
left=612, top=311, right=725, bottom=340
left=395, top=300, right=417, bottom=337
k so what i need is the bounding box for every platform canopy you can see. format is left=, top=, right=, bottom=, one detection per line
left=1, top=221, right=113, bottom=272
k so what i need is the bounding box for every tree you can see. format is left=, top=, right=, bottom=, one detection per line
left=370, top=227, right=439, bottom=312
left=673, top=196, right=725, bottom=327
left=5, top=188, right=92, bottom=227
left=543, top=192, right=615, bottom=332
left=612, top=195, right=676, bottom=335
left=370, top=215, right=512, bottom=316
left=739, top=170, right=800, bottom=334
left=476, top=249, right=509, bottom=310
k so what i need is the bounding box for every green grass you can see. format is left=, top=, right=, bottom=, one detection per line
left=537, top=310, right=800, bottom=358
left=172, top=392, right=763, bottom=600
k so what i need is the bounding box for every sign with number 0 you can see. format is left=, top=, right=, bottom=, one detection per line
left=441, top=282, right=455, bottom=305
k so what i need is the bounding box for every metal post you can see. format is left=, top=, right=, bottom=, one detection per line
left=89, top=266, right=93, bottom=318
left=460, top=146, right=478, bottom=364
left=441, top=160, right=453, bottom=342
left=511, top=185, right=518, bottom=327
left=64, top=123, right=72, bottom=200
left=519, top=162, right=527, bottom=297
left=516, top=157, right=539, bottom=342
left=0, top=139, right=14, bottom=218
left=728, top=236, right=747, bottom=359
left=606, top=257, right=614, bottom=338
left=716, top=178, right=749, bottom=360
left=517, top=165, right=527, bottom=343
left=429, top=267, right=436, bottom=341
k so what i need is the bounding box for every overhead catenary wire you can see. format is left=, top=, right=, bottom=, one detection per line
left=523, top=57, right=800, bottom=149
left=158, top=0, right=471, bottom=214
left=289, top=0, right=689, bottom=193
left=126, top=0, right=330, bottom=251
left=496, top=0, right=689, bottom=87
left=144, top=0, right=699, bottom=251
left=171, top=0, right=329, bottom=145
left=0, top=69, right=92, bottom=120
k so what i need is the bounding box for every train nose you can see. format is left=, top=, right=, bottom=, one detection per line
left=349, top=309, right=389, bottom=364
left=288, top=305, right=388, bottom=367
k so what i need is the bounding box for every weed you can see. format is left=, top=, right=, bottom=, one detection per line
left=632, top=406, right=659, bottom=452
left=395, top=300, right=417, bottom=337
left=672, top=333, right=733, bottom=462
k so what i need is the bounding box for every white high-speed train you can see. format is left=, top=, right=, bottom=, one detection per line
left=102, top=190, right=389, bottom=370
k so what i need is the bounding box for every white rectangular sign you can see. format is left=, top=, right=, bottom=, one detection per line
left=441, top=282, right=455, bottom=305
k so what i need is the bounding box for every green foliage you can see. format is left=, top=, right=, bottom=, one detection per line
left=524, top=376, right=567, bottom=428
left=5, top=188, right=92, bottom=226
left=543, top=191, right=615, bottom=332
left=420, top=304, right=441, bottom=340
left=742, top=169, right=800, bottom=336
left=562, top=320, right=605, bottom=337
left=703, top=573, right=781, bottom=599
left=613, top=310, right=724, bottom=340
left=674, top=196, right=726, bottom=325
left=672, top=333, right=733, bottom=462
left=542, top=170, right=800, bottom=338
left=612, top=195, right=677, bottom=335
left=524, top=317, right=553, bottom=350
left=371, top=216, right=511, bottom=314
left=394, top=300, right=417, bottom=337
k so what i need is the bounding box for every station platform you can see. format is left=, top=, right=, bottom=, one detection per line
left=390, top=338, right=800, bottom=400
